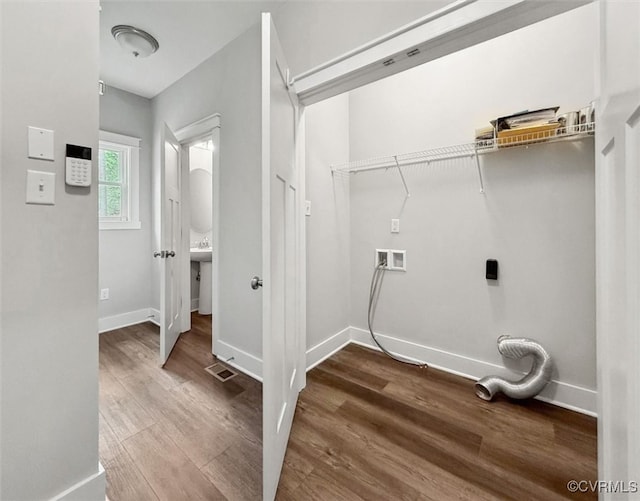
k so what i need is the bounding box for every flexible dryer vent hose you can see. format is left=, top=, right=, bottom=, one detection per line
left=475, top=335, right=553, bottom=401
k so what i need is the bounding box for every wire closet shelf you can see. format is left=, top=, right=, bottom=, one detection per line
left=331, top=122, right=596, bottom=175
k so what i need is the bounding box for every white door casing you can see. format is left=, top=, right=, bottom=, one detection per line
left=159, top=123, right=182, bottom=365
left=596, top=0, right=640, bottom=494
left=174, top=114, right=222, bottom=357
left=261, top=13, right=306, bottom=501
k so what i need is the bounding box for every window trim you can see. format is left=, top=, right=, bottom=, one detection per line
left=99, top=130, right=142, bottom=230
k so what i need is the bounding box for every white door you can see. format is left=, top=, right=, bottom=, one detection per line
left=261, top=13, right=306, bottom=501
left=158, top=123, right=182, bottom=365
left=596, top=0, right=640, bottom=493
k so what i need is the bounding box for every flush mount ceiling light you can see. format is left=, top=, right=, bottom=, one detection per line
left=111, top=25, right=159, bottom=58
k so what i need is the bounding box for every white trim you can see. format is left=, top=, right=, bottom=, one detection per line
left=211, top=126, right=221, bottom=356
left=179, top=138, right=191, bottom=334
left=175, top=113, right=221, bottom=143
left=293, top=0, right=476, bottom=82
left=306, top=327, right=351, bottom=371
left=98, top=308, right=155, bottom=333
left=293, top=0, right=592, bottom=105
left=148, top=308, right=161, bottom=327
left=98, top=131, right=141, bottom=231
left=50, top=463, right=105, bottom=501
left=174, top=117, right=220, bottom=356
left=215, top=339, right=263, bottom=382
left=297, top=109, right=307, bottom=391
left=99, top=130, right=140, bottom=148
left=99, top=221, right=141, bottom=230
left=348, top=327, right=596, bottom=416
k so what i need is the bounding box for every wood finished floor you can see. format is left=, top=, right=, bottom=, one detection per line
left=277, top=344, right=597, bottom=501
left=99, top=314, right=262, bottom=501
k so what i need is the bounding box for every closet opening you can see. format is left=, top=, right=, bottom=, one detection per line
left=285, top=3, right=598, bottom=497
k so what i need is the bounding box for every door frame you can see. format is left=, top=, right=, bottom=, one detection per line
left=287, top=0, right=620, bottom=487
left=175, top=113, right=221, bottom=354
left=292, top=0, right=593, bottom=105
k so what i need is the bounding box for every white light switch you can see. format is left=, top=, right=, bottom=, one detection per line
left=305, top=200, right=311, bottom=216
left=26, top=170, right=55, bottom=205
left=391, top=219, right=400, bottom=233
left=28, top=127, right=55, bottom=161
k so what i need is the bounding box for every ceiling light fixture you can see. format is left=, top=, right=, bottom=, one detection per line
left=111, top=25, right=159, bottom=58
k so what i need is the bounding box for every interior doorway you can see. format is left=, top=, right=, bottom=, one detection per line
left=175, top=114, right=221, bottom=357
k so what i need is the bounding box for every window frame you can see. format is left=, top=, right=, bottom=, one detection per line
left=98, top=130, right=141, bottom=230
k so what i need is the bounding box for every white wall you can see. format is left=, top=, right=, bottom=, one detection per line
left=304, top=95, right=351, bottom=363
left=0, top=2, right=104, bottom=499
left=99, top=86, right=153, bottom=324
left=152, top=25, right=262, bottom=366
left=347, top=5, right=597, bottom=402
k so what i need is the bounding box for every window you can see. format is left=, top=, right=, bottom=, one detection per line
left=99, top=131, right=141, bottom=230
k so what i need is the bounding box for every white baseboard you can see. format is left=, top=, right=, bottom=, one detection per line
left=51, top=462, right=105, bottom=501
left=306, top=327, right=352, bottom=371
left=215, top=339, right=263, bottom=382
left=148, top=308, right=160, bottom=327
left=99, top=308, right=156, bottom=334
left=191, top=298, right=199, bottom=312
left=349, top=327, right=596, bottom=416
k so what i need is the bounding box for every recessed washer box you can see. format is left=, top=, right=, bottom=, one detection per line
left=375, top=249, right=406, bottom=271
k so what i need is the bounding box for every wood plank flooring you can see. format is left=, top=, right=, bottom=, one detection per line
left=277, top=343, right=597, bottom=501
left=99, top=314, right=262, bottom=501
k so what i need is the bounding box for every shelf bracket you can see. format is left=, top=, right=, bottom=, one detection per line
left=473, top=148, right=485, bottom=194
left=393, top=156, right=410, bottom=198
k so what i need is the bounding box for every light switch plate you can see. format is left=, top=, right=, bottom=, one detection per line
left=26, top=170, right=55, bottom=205
left=391, top=219, right=400, bottom=233
left=305, top=200, right=311, bottom=216
left=28, top=127, right=55, bottom=161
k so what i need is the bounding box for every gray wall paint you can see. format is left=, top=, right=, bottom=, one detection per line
left=146, top=2, right=441, bottom=361
left=99, top=87, right=153, bottom=320
left=152, top=25, right=262, bottom=358
left=305, top=95, right=351, bottom=349
left=1, top=2, right=102, bottom=499
left=272, top=2, right=452, bottom=355
left=347, top=4, right=597, bottom=389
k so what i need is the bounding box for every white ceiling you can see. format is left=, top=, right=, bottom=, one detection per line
left=100, top=1, right=285, bottom=98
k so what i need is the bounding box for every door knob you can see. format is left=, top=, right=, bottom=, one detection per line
left=153, top=251, right=165, bottom=258
left=250, top=276, right=263, bottom=290
left=166, top=251, right=176, bottom=258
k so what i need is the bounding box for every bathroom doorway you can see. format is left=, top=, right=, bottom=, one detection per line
left=175, top=114, right=221, bottom=356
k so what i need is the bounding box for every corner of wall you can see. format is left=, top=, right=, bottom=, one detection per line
left=1, top=2, right=103, bottom=498
left=0, top=1, right=4, bottom=494
left=50, top=464, right=105, bottom=501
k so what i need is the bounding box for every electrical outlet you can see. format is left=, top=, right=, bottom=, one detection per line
left=391, top=219, right=400, bottom=233
left=100, top=288, right=109, bottom=300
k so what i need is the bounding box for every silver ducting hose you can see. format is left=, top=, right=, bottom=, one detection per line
left=475, top=335, right=553, bottom=401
